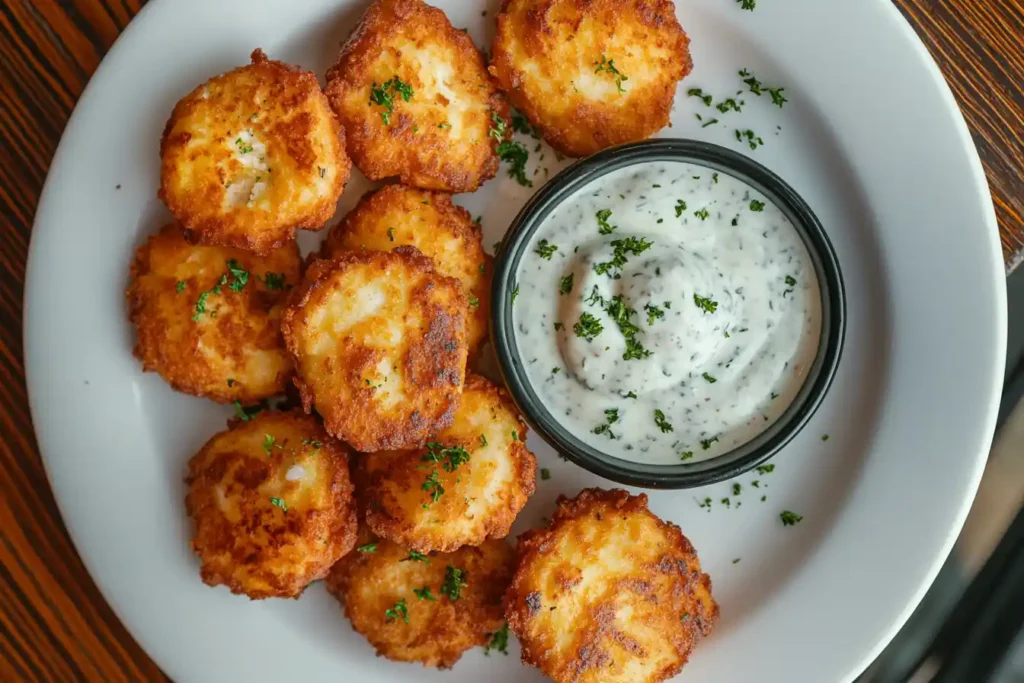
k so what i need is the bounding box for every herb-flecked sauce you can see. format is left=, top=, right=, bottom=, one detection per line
left=512, top=161, right=821, bottom=464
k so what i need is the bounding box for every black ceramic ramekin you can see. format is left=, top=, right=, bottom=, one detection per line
left=491, top=139, right=846, bottom=489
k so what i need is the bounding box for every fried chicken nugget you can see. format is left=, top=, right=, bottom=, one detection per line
left=489, top=0, right=692, bottom=157
left=326, top=530, right=514, bottom=668
left=127, top=223, right=300, bottom=403
left=505, top=488, right=718, bottom=683
left=160, top=49, right=350, bottom=253
left=280, top=247, right=469, bottom=452
left=325, top=0, right=511, bottom=192
left=362, top=373, right=536, bottom=553
left=185, top=410, right=358, bottom=599
left=323, top=185, right=491, bottom=355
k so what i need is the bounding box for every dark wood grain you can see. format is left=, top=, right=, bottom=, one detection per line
left=0, top=1, right=1022, bottom=680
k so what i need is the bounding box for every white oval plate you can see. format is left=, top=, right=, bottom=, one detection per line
left=25, top=0, right=1007, bottom=681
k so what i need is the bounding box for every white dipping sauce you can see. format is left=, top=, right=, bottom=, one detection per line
left=512, top=161, right=821, bottom=464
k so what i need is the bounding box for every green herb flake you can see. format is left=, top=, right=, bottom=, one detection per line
left=535, top=239, right=558, bottom=259
left=421, top=471, right=445, bottom=503
left=176, top=280, right=186, bottom=293
left=755, top=464, right=776, bottom=475
left=356, top=543, right=378, bottom=553
left=700, top=436, right=719, bottom=450
left=369, top=77, right=414, bottom=125
left=559, top=273, right=574, bottom=295
left=388, top=227, right=396, bottom=242
left=480, top=434, right=488, bottom=447
left=402, top=550, right=430, bottom=563
left=675, top=199, right=688, bottom=217
left=702, top=372, right=717, bottom=384
left=785, top=275, right=797, bottom=286
left=384, top=598, right=409, bottom=624
left=737, top=0, right=756, bottom=9
left=686, top=88, right=713, bottom=107
left=654, top=409, right=673, bottom=433
left=414, top=587, right=437, bottom=601
left=594, top=237, right=654, bottom=278
left=680, top=451, right=694, bottom=461
left=732, top=483, right=742, bottom=496
left=226, top=259, right=249, bottom=292
left=693, top=208, right=710, bottom=220
left=693, top=294, right=719, bottom=314
left=750, top=200, right=766, bottom=212
left=269, top=497, right=287, bottom=512
left=233, top=401, right=261, bottom=422
left=263, top=433, right=275, bottom=455
left=540, top=468, right=551, bottom=480
left=511, top=429, right=519, bottom=442
left=260, top=272, right=287, bottom=290
left=594, top=55, right=628, bottom=93
left=822, top=434, right=830, bottom=441
left=713, top=173, right=720, bottom=183
left=438, top=122, right=451, bottom=130
left=574, top=312, right=604, bottom=342
left=441, top=565, right=468, bottom=601
left=593, top=407, right=620, bottom=439
left=484, top=622, right=510, bottom=655
left=422, top=442, right=471, bottom=472
left=780, top=510, right=803, bottom=526
left=511, top=284, right=520, bottom=304
left=596, top=208, right=616, bottom=235
left=644, top=302, right=665, bottom=326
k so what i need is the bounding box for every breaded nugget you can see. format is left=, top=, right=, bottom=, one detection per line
left=362, top=373, right=536, bottom=552
left=185, top=410, right=358, bottom=599
left=280, top=247, right=468, bottom=452
left=127, top=223, right=300, bottom=403
left=489, top=0, right=692, bottom=157
left=324, top=0, right=510, bottom=192
left=323, top=185, right=491, bottom=355
left=326, top=530, right=514, bottom=668
left=160, top=49, right=350, bottom=253
left=505, top=488, right=717, bottom=683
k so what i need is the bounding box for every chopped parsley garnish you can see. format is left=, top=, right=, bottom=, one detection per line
left=624, top=391, right=637, bottom=399
left=535, top=239, right=558, bottom=259
left=511, top=429, right=519, bottom=441
left=318, top=166, right=326, bottom=178
left=387, top=227, right=396, bottom=242
left=402, top=551, right=430, bottom=563
left=484, top=623, right=510, bottom=655
left=384, top=598, right=409, bottom=623
left=551, top=367, right=560, bottom=375
left=469, top=296, right=479, bottom=307
left=780, top=510, right=803, bottom=526
left=233, top=401, right=261, bottom=422
left=227, top=378, right=235, bottom=387
left=594, top=237, right=653, bottom=278
left=750, top=199, right=766, bottom=212
left=480, top=434, right=488, bottom=447
left=369, top=76, right=414, bottom=125
left=574, top=312, right=604, bottom=342
left=553, top=321, right=564, bottom=330
left=693, top=208, right=710, bottom=220
left=192, top=291, right=211, bottom=321
left=680, top=451, right=694, bottom=461
left=755, top=464, right=776, bottom=475
left=785, top=275, right=797, bottom=286
left=421, top=471, right=445, bottom=503
left=607, top=295, right=651, bottom=360
left=687, top=87, right=713, bottom=106
left=593, top=408, right=619, bottom=439
left=489, top=110, right=507, bottom=140
left=716, top=98, right=742, bottom=113
left=413, top=587, right=437, bottom=601
left=422, top=442, right=471, bottom=472
left=268, top=497, right=287, bottom=512
left=675, top=199, right=687, bottom=217
left=644, top=303, right=665, bottom=326
left=700, top=435, right=719, bottom=450
left=736, top=129, right=765, bottom=150
left=822, top=434, right=830, bottom=441
left=263, top=433, right=275, bottom=455
left=733, top=483, right=742, bottom=495
left=492, top=113, right=532, bottom=186
left=702, top=372, right=717, bottom=383
left=701, top=118, right=720, bottom=128
left=226, top=259, right=249, bottom=292
left=259, top=272, right=287, bottom=290
left=511, top=110, right=535, bottom=136
left=356, top=543, right=377, bottom=553
left=594, top=55, right=628, bottom=93
left=654, top=409, right=673, bottom=433
left=511, top=284, right=520, bottom=303
left=739, top=68, right=762, bottom=94
left=713, top=173, right=719, bottom=183
left=559, top=273, right=574, bottom=294
left=737, top=0, right=756, bottom=8
left=698, top=497, right=713, bottom=510
left=596, top=208, right=616, bottom=235
left=540, top=468, right=551, bottom=480
left=437, top=122, right=451, bottom=129
left=693, top=294, right=719, bottom=314
left=175, top=280, right=186, bottom=293
left=441, top=565, right=467, bottom=601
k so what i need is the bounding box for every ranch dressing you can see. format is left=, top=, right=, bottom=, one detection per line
left=512, top=161, right=821, bottom=464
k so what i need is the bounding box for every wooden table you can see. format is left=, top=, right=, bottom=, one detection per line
left=1, top=1, right=1022, bottom=680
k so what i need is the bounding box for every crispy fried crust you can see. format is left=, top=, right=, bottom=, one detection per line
left=323, top=185, right=491, bottom=355
left=362, top=373, right=536, bottom=553
left=280, top=247, right=468, bottom=452
left=326, top=530, right=514, bottom=668
left=324, top=0, right=511, bottom=191
left=127, top=223, right=300, bottom=403
left=489, top=0, right=692, bottom=157
left=505, top=488, right=718, bottom=683
left=185, top=410, right=358, bottom=599
left=160, top=49, right=350, bottom=254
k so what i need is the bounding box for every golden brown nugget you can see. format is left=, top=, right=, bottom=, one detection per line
left=127, top=223, right=300, bottom=403
left=362, top=373, right=536, bottom=553
left=323, top=185, right=491, bottom=355
left=326, top=531, right=514, bottom=668
left=160, top=49, right=350, bottom=253
left=489, top=0, right=692, bottom=157
left=185, top=410, right=358, bottom=599
left=505, top=488, right=718, bottom=683
left=324, top=0, right=510, bottom=192
left=280, top=247, right=469, bottom=452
